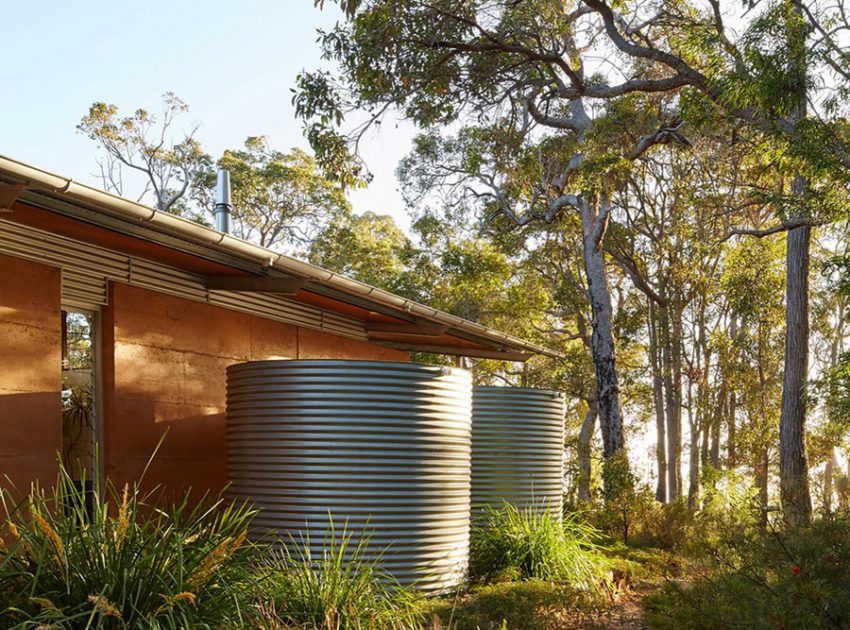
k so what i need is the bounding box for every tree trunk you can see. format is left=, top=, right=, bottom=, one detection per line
left=580, top=196, right=626, bottom=464
left=838, top=455, right=850, bottom=510
left=779, top=218, right=813, bottom=526
left=687, top=367, right=700, bottom=510
left=710, top=381, right=724, bottom=469
left=755, top=447, right=770, bottom=527
left=824, top=450, right=835, bottom=513
left=727, top=315, right=738, bottom=467
left=778, top=1, right=813, bottom=527
left=661, top=302, right=683, bottom=500
left=649, top=301, right=667, bottom=502
left=578, top=402, right=598, bottom=503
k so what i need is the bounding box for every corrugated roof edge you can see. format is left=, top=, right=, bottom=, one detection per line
left=0, top=154, right=564, bottom=360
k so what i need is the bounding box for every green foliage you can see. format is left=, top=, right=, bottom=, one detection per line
left=424, top=579, right=597, bottom=630
left=718, top=238, right=785, bottom=493
left=194, top=138, right=350, bottom=253
left=254, top=522, right=424, bottom=630
left=589, top=468, right=761, bottom=551
left=692, top=470, right=763, bottom=545
left=606, top=491, right=694, bottom=551
left=78, top=92, right=211, bottom=215
left=644, top=513, right=850, bottom=630
left=469, top=503, right=606, bottom=591
left=0, top=466, right=257, bottom=629
left=820, top=355, right=850, bottom=428
left=594, top=454, right=639, bottom=544
left=309, top=211, right=411, bottom=291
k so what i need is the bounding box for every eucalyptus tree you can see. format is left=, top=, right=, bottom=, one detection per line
left=309, top=211, right=410, bottom=290
left=808, top=228, right=850, bottom=510
left=78, top=92, right=210, bottom=215
left=194, top=138, right=350, bottom=254
left=297, top=1, right=698, bottom=479
left=720, top=238, right=786, bottom=518
left=607, top=134, right=740, bottom=503
left=583, top=0, right=850, bottom=524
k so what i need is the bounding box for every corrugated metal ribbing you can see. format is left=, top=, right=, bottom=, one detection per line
left=320, top=309, right=368, bottom=339
left=472, top=386, right=565, bottom=517
left=129, top=258, right=210, bottom=302
left=226, top=360, right=472, bottom=592
left=62, top=270, right=108, bottom=307
left=0, top=219, right=130, bottom=283
left=211, top=291, right=323, bottom=333
left=0, top=220, right=367, bottom=340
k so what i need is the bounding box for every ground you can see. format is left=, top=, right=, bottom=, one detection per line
left=425, top=548, right=671, bottom=630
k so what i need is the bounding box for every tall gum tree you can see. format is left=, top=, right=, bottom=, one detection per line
left=582, top=0, right=850, bottom=524
left=298, top=0, right=693, bottom=477
left=606, top=137, right=740, bottom=502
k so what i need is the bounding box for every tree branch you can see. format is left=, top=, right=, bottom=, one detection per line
left=719, top=217, right=829, bottom=241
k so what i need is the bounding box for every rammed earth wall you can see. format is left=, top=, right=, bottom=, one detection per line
left=0, top=259, right=407, bottom=500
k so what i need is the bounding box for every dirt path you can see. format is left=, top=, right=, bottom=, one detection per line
left=430, top=558, right=669, bottom=629
left=570, top=574, right=662, bottom=630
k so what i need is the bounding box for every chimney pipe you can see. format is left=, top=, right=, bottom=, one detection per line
left=214, top=168, right=232, bottom=233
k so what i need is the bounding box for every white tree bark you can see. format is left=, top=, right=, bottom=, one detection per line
left=578, top=402, right=598, bottom=502
left=580, top=195, right=626, bottom=460
left=649, top=301, right=667, bottom=502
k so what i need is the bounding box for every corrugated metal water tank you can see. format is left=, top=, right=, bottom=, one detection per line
left=226, top=360, right=472, bottom=593
left=471, top=386, right=566, bottom=518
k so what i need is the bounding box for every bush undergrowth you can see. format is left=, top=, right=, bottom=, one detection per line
left=644, top=512, right=850, bottom=629
left=0, top=466, right=257, bottom=629
left=1, top=462, right=434, bottom=630
left=254, top=522, right=425, bottom=630
left=469, top=503, right=606, bottom=592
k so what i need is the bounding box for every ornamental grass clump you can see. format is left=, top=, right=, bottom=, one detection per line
left=254, top=520, right=425, bottom=630
left=0, top=463, right=257, bottom=629
left=470, top=502, right=606, bottom=591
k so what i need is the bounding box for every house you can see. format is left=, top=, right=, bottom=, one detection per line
left=0, top=155, right=559, bottom=501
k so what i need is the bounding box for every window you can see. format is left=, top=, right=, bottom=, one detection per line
left=61, top=309, right=98, bottom=513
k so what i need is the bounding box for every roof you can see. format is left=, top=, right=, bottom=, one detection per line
left=0, top=154, right=562, bottom=361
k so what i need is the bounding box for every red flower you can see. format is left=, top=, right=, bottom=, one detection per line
left=791, top=565, right=802, bottom=575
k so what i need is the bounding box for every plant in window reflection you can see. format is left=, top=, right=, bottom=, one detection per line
left=61, top=385, right=93, bottom=464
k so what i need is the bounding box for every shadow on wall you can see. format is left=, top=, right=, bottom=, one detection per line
left=105, top=392, right=228, bottom=506
left=0, top=393, right=227, bottom=508
left=0, top=391, right=62, bottom=502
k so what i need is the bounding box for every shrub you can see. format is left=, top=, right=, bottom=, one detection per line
left=0, top=465, right=257, bottom=629
left=254, top=521, right=425, bottom=630
left=424, top=579, right=598, bottom=630
left=644, top=513, right=850, bottom=629
left=469, top=503, right=606, bottom=591
left=589, top=468, right=761, bottom=551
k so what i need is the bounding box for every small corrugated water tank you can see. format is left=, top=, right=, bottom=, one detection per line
left=225, top=360, right=472, bottom=593
left=471, top=386, right=566, bottom=518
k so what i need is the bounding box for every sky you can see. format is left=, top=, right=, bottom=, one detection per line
left=0, top=0, right=416, bottom=229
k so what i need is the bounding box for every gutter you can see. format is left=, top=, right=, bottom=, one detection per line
left=0, top=154, right=564, bottom=359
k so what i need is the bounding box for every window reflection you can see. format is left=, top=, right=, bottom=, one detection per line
left=61, top=310, right=95, bottom=489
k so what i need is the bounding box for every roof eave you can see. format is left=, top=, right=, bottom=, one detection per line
left=0, top=154, right=564, bottom=360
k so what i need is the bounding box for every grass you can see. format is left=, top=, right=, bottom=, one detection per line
left=425, top=579, right=604, bottom=630
left=0, top=465, right=257, bottom=629
left=470, top=503, right=607, bottom=591
left=253, top=520, right=426, bottom=630
left=2, top=461, right=643, bottom=630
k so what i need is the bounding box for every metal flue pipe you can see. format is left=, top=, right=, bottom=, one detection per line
left=214, top=168, right=232, bottom=234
